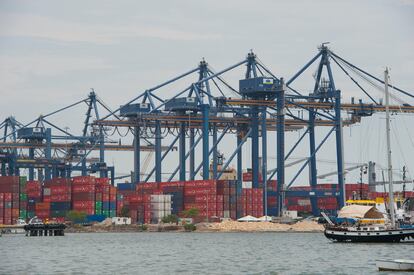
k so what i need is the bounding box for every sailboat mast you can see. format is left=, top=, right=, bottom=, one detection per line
left=384, top=67, right=395, bottom=227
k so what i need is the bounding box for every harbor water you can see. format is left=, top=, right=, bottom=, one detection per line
left=1, top=232, right=413, bottom=274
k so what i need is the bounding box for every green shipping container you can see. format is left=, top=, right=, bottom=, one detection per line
left=95, top=209, right=102, bottom=215
left=20, top=193, right=27, bottom=201
left=19, top=176, right=27, bottom=186
left=95, top=201, right=102, bottom=211
left=102, top=210, right=116, bottom=218
left=19, top=210, right=27, bottom=219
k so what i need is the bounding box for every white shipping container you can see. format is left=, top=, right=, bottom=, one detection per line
left=150, top=194, right=172, bottom=203
left=112, top=217, right=132, bottom=225
left=242, top=182, right=252, bottom=189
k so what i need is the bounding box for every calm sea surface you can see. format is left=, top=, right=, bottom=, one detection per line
left=1, top=232, right=413, bottom=274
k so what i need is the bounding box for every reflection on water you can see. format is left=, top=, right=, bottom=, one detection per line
left=1, top=232, right=412, bottom=274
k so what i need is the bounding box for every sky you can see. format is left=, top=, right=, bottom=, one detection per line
left=0, top=0, right=413, bottom=188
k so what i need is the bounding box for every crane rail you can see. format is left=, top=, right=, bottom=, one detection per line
left=0, top=142, right=173, bottom=151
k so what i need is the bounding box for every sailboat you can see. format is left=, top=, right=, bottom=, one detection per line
left=324, top=68, right=414, bottom=242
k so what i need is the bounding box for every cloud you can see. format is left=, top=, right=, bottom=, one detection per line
left=399, top=0, right=414, bottom=5
left=0, top=55, right=112, bottom=77
left=0, top=13, right=221, bottom=44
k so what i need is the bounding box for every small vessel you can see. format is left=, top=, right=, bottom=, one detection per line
left=0, top=218, right=27, bottom=234
left=324, top=68, right=414, bottom=242
left=376, top=259, right=414, bottom=272
left=24, top=216, right=66, bottom=237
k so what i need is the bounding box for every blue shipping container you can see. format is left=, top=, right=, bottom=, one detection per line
left=117, top=183, right=136, bottom=191
left=50, top=202, right=71, bottom=211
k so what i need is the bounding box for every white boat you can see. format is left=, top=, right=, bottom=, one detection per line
left=376, top=259, right=414, bottom=271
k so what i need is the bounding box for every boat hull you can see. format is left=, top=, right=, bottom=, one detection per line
left=376, top=260, right=414, bottom=271
left=324, top=228, right=414, bottom=242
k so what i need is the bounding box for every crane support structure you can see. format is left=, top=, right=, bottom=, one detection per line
left=2, top=45, right=413, bottom=215
left=91, top=45, right=414, bottom=215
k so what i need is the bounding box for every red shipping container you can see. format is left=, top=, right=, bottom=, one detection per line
left=73, top=201, right=94, bottom=209
left=159, top=181, right=184, bottom=188
left=12, top=208, right=19, bottom=217
left=102, top=193, right=110, bottom=201
left=184, top=180, right=216, bottom=188
left=95, top=177, right=110, bottom=185
left=72, top=193, right=95, bottom=201
left=4, top=193, right=12, bottom=201
left=72, top=185, right=95, bottom=193
left=72, top=176, right=96, bottom=185
left=126, top=194, right=143, bottom=203
left=184, top=188, right=216, bottom=196
left=50, top=194, right=71, bottom=202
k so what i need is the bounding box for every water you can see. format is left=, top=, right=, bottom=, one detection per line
left=1, top=232, right=413, bottom=274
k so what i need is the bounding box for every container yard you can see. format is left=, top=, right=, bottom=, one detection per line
left=1, top=42, right=414, bottom=228
left=2, top=172, right=413, bottom=225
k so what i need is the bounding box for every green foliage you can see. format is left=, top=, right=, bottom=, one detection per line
left=66, top=210, right=87, bottom=224
left=161, top=214, right=179, bottom=224
left=139, top=224, right=148, bottom=231
left=182, top=208, right=199, bottom=218
left=120, top=206, right=130, bottom=217
left=183, top=223, right=196, bottom=232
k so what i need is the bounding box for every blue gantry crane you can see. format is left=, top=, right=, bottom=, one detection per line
left=96, top=44, right=414, bottom=216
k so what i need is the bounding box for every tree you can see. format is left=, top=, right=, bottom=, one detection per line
left=183, top=223, right=196, bottom=232
left=182, top=208, right=199, bottom=218
left=66, top=210, right=87, bottom=224
left=161, top=214, right=179, bottom=224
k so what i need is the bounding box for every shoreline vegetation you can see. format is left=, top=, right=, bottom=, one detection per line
left=66, top=220, right=323, bottom=233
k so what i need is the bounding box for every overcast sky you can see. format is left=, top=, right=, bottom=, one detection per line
left=0, top=0, right=413, bottom=188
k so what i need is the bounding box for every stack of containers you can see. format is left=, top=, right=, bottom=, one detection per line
left=0, top=176, right=20, bottom=224
left=45, top=178, right=72, bottom=221
left=183, top=180, right=217, bottom=220
left=26, top=180, right=42, bottom=219
left=136, top=182, right=158, bottom=223
left=95, top=185, right=103, bottom=215
left=0, top=193, right=3, bottom=224
left=19, top=176, right=28, bottom=220
left=150, top=194, right=172, bottom=223
left=123, top=193, right=144, bottom=223
left=240, top=188, right=264, bottom=217
left=95, top=178, right=107, bottom=215
left=116, top=193, right=124, bottom=216
left=143, top=193, right=151, bottom=224
left=159, top=181, right=184, bottom=215
left=217, top=180, right=237, bottom=219
left=95, top=178, right=116, bottom=218
left=35, top=202, right=50, bottom=220
left=109, top=185, right=117, bottom=217
left=116, top=183, right=136, bottom=216
left=72, top=176, right=96, bottom=215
